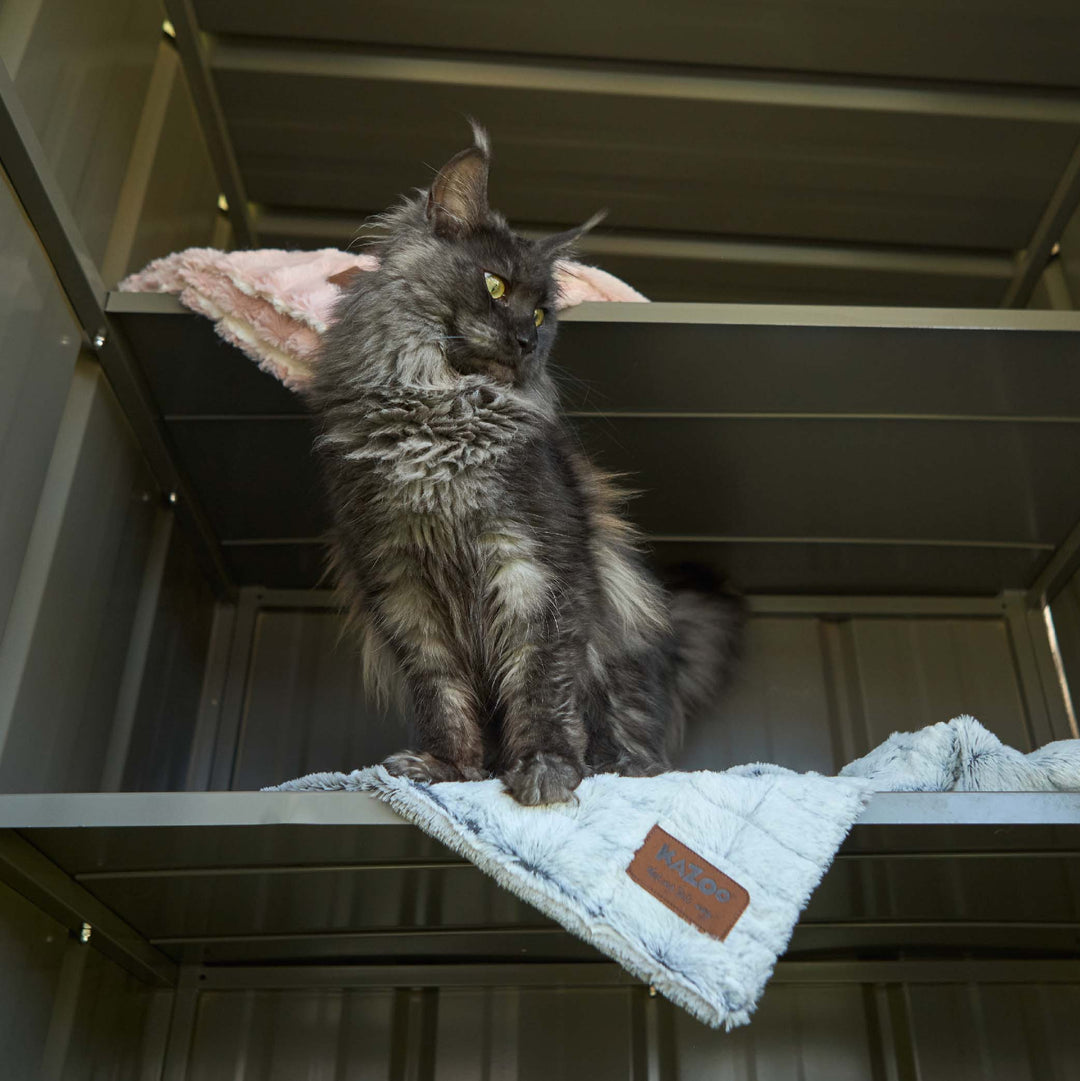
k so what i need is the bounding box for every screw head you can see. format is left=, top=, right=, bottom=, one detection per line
left=167, top=491, right=178, bottom=505
left=79, top=922, right=92, bottom=944
left=92, top=332, right=106, bottom=348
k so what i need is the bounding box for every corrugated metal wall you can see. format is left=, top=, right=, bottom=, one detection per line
left=0, top=5, right=221, bottom=1072
left=0, top=0, right=220, bottom=794
left=0, top=879, right=70, bottom=1078
left=224, top=601, right=1058, bottom=792
left=1, top=2, right=1079, bottom=1078
left=176, top=980, right=1080, bottom=1081
left=0, top=877, right=163, bottom=1081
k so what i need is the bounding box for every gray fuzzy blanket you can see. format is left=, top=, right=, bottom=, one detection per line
left=268, top=715, right=1079, bottom=1029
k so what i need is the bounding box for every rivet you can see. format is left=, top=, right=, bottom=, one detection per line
left=167, top=491, right=178, bottom=505
left=79, top=922, right=92, bottom=944
left=92, top=332, right=106, bottom=349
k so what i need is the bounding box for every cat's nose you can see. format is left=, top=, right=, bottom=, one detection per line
left=516, top=327, right=537, bottom=355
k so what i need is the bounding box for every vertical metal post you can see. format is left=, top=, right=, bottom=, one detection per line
left=186, top=587, right=261, bottom=792
left=138, top=991, right=179, bottom=1081
left=1002, top=136, right=1080, bottom=308
left=870, top=983, right=920, bottom=1081
left=1041, top=605, right=1079, bottom=738
left=630, top=987, right=670, bottom=1081
left=818, top=617, right=868, bottom=766
left=207, top=587, right=261, bottom=790
left=1003, top=591, right=1074, bottom=745
left=185, top=601, right=238, bottom=791
left=159, top=966, right=201, bottom=1081
left=101, top=505, right=175, bottom=791
left=39, top=928, right=92, bottom=1081
left=1039, top=258, right=1076, bottom=311
left=388, top=987, right=439, bottom=1081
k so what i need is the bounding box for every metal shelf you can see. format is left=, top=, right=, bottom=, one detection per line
left=1, top=792, right=1078, bottom=987
left=108, top=293, right=1080, bottom=596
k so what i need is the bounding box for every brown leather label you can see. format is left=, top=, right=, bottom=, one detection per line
left=626, top=825, right=750, bottom=942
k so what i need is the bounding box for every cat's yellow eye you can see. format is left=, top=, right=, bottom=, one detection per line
left=484, top=272, right=506, bottom=300
left=534, top=308, right=545, bottom=327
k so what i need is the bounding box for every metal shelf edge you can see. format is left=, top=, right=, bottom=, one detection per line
left=0, top=790, right=1076, bottom=830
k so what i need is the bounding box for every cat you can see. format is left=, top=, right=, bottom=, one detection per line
left=306, top=125, right=743, bottom=804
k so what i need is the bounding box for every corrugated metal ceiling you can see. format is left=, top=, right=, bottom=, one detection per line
left=187, top=0, right=1080, bottom=305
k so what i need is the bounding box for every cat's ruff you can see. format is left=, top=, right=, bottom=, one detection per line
left=268, top=716, right=1080, bottom=1030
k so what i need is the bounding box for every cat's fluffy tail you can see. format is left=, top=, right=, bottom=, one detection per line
left=665, top=565, right=746, bottom=748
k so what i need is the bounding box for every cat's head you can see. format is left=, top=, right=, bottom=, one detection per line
left=368, top=124, right=602, bottom=390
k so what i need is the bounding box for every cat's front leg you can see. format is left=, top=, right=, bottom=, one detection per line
left=382, top=672, right=487, bottom=783
left=375, top=573, right=487, bottom=784
left=497, top=639, right=588, bottom=805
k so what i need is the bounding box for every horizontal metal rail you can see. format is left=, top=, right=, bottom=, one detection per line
left=211, top=40, right=1080, bottom=125
left=256, top=209, right=1017, bottom=281
left=0, top=791, right=1077, bottom=830
left=196, top=958, right=1080, bottom=990
left=109, top=290, right=1080, bottom=331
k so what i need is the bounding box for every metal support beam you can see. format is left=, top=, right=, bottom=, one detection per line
left=0, top=64, right=232, bottom=598
left=162, top=2, right=255, bottom=247
left=1002, top=591, right=1071, bottom=746
left=256, top=208, right=1016, bottom=282
left=194, top=958, right=1080, bottom=990
left=0, top=831, right=176, bottom=986
left=1002, top=135, right=1080, bottom=307
left=201, top=588, right=1009, bottom=619
left=212, top=41, right=1080, bottom=125
left=0, top=789, right=1074, bottom=832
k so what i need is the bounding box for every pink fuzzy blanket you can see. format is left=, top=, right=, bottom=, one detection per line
left=120, top=248, right=647, bottom=390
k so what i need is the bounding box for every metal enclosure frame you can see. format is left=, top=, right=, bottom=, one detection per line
left=3, top=3, right=1080, bottom=1078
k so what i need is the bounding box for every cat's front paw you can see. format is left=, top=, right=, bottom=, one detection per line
left=382, top=750, right=484, bottom=783
left=501, top=752, right=583, bottom=805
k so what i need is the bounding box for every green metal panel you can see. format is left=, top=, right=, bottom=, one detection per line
left=0, top=167, right=81, bottom=642
left=230, top=608, right=409, bottom=792
left=3, top=0, right=162, bottom=272
left=214, top=64, right=1075, bottom=251
left=192, top=1, right=1080, bottom=90
left=120, top=51, right=221, bottom=285
left=1049, top=569, right=1080, bottom=721
left=187, top=988, right=397, bottom=1081
left=906, top=983, right=1080, bottom=1081
left=0, top=365, right=159, bottom=793
left=119, top=526, right=217, bottom=793
left=0, top=879, right=68, bottom=1081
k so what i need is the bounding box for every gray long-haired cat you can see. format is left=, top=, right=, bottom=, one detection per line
left=307, top=126, right=743, bottom=804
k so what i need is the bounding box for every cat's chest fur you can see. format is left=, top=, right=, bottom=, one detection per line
left=322, top=383, right=546, bottom=531
left=322, top=385, right=557, bottom=647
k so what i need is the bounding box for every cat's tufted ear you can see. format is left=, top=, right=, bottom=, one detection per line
left=537, top=210, right=607, bottom=258
left=427, top=129, right=491, bottom=237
